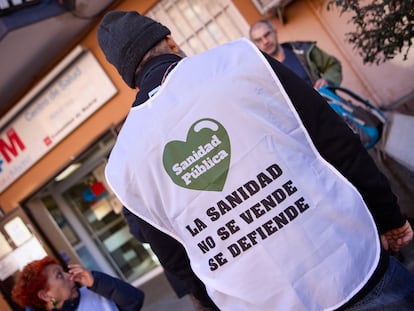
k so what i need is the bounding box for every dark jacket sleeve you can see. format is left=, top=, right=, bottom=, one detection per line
left=123, top=207, right=193, bottom=281
left=89, top=270, right=145, bottom=311
left=122, top=207, right=220, bottom=310
left=262, top=52, right=406, bottom=234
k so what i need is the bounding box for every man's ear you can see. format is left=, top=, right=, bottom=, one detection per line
left=37, top=289, right=49, bottom=302
left=165, top=35, right=181, bottom=55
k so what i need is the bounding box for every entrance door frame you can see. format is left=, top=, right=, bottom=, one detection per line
left=25, top=130, right=120, bottom=276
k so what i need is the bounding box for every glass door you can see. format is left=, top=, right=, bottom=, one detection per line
left=35, top=131, right=159, bottom=282
left=60, top=161, right=159, bottom=281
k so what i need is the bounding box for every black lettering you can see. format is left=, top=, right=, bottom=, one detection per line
left=237, top=236, right=253, bottom=252
left=244, top=180, right=260, bottom=195
left=237, top=186, right=250, bottom=200
left=256, top=226, right=269, bottom=240
left=239, top=210, right=254, bottom=224
left=250, top=203, right=266, bottom=218
left=261, top=194, right=277, bottom=211
left=206, top=207, right=220, bottom=221
left=209, top=258, right=219, bottom=271
left=198, top=240, right=211, bottom=254
left=246, top=230, right=259, bottom=245
left=214, top=252, right=228, bottom=267
left=227, top=243, right=241, bottom=257
left=272, top=213, right=289, bottom=229
left=217, top=226, right=230, bottom=240
left=226, top=219, right=240, bottom=234
left=262, top=219, right=278, bottom=235
left=284, top=205, right=299, bottom=221
left=282, top=180, right=297, bottom=196
left=257, top=172, right=273, bottom=188
left=266, top=163, right=283, bottom=179
left=216, top=220, right=240, bottom=240
left=295, top=197, right=310, bottom=213
left=185, top=218, right=207, bottom=237
left=217, top=200, right=232, bottom=215
left=194, top=218, right=207, bottom=230
left=197, top=236, right=216, bottom=254
left=272, top=188, right=287, bottom=203
left=186, top=225, right=199, bottom=237
left=225, top=191, right=244, bottom=207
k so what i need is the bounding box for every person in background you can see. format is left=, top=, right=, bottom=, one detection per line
left=249, top=19, right=342, bottom=89
left=97, top=10, right=414, bottom=311
left=12, top=256, right=144, bottom=311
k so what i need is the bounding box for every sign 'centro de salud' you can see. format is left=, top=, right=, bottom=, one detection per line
left=0, top=50, right=117, bottom=193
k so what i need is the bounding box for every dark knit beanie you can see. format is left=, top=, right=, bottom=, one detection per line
left=97, top=11, right=171, bottom=88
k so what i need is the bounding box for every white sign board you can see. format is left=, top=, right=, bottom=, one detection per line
left=0, top=236, right=48, bottom=280
left=0, top=252, right=18, bottom=281
left=4, top=216, right=32, bottom=247
left=0, top=51, right=117, bottom=193
left=0, top=232, right=12, bottom=258
left=12, top=236, right=48, bottom=270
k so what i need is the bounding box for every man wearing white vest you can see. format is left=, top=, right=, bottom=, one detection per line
left=97, top=10, right=414, bottom=311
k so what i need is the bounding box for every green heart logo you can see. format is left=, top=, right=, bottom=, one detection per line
left=163, top=118, right=231, bottom=191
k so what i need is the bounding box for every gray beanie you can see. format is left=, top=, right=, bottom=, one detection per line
left=97, top=11, right=171, bottom=88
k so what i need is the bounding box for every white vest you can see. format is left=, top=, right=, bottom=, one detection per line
left=106, top=39, right=380, bottom=311
left=77, top=287, right=118, bottom=311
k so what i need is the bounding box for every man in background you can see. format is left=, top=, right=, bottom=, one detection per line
left=250, top=19, right=342, bottom=89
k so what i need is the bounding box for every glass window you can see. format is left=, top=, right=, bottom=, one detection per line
left=42, top=195, right=79, bottom=245
left=62, top=173, right=119, bottom=232
left=98, top=220, right=159, bottom=278
left=76, top=246, right=101, bottom=272
left=147, top=0, right=249, bottom=55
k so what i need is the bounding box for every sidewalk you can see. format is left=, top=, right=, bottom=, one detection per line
left=140, top=272, right=196, bottom=311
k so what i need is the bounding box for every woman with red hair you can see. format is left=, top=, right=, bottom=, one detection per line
left=12, top=256, right=144, bottom=311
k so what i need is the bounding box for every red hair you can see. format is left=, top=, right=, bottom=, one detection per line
left=12, top=256, right=58, bottom=309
